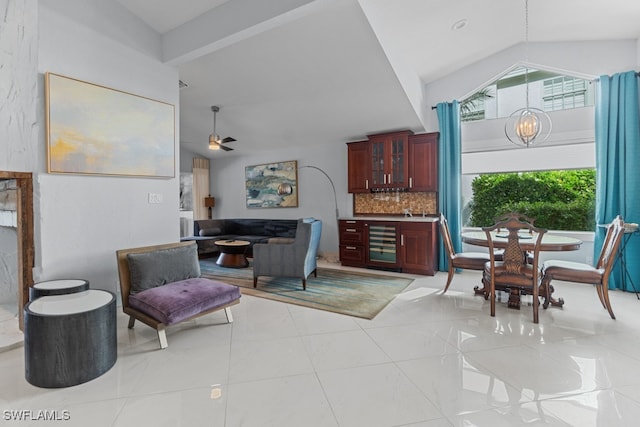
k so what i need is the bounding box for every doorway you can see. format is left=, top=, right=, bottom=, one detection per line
left=0, top=172, right=34, bottom=332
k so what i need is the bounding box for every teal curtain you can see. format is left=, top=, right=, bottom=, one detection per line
left=594, top=71, right=640, bottom=291
left=437, top=101, right=462, bottom=272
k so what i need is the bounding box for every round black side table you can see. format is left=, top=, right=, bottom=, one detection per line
left=29, top=279, right=90, bottom=301
left=24, top=290, right=117, bottom=388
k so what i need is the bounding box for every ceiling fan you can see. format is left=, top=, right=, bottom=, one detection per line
left=208, top=105, right=236, bottom=151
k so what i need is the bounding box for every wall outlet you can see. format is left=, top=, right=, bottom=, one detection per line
left=148, top=193, right=163, bottom=204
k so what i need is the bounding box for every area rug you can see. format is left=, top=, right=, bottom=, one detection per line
left=199, top=260, right=413, bottom=320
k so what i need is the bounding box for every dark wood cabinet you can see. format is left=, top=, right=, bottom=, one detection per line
left=347, top=130, right=437, bottom=193
left=368, top=131, right=411, bottom=190
left=408, top=132, right=439, bottom=192
left=346, top=141, right=370, bottom=193
left=339, top=220, right=366, bottom=267
left=339, top=219, right=438, bottom=275
left=400, top=221, right=438, bottom=275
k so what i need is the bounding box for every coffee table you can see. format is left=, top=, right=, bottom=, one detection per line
left=215, top=240, right=250, bottom=268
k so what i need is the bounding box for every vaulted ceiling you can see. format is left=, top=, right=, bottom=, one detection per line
left=114, top=0, right=640, bottom=158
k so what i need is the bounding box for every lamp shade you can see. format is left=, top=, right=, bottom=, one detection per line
left=204, top=196, right=215, bottom=208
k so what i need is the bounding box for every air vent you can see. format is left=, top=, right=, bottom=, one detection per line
left=179, top=80, right=189, bottom=89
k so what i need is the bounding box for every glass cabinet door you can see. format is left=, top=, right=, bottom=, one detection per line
left=371, top=140, right=385, bottom=187
left=390, top=135, right=405, bottom=186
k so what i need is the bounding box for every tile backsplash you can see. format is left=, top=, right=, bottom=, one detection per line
left=354, top=192, right=437, bottom=216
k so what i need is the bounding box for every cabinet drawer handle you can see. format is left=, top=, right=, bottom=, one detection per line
left=346, top=246, right=357, bottom=250
left=383, top=174, right=387, bottom=184
left=346, top=220, right=356, bottom=224
left=401, top=234, right=404, bottom=246
left=409, top=177, right=413, bottom=188
left=365, top=179, right=369, bottom=190
left=346, top=228, right=356, bottom=232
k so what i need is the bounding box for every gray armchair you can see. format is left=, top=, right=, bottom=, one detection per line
left=252, top=218, right=322, bottom=290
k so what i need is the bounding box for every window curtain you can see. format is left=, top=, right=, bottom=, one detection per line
left=192, top=158, right=210, bottom=220
left=436, top=101, right=462, bottom=272
left=594, top=71, right=640, bottom=291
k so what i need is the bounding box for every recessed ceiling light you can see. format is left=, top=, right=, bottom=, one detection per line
left=451, top=19, right=468, bottom=31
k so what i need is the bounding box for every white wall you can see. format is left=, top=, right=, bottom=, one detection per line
left=1, top=0, right=39, bottom=172
left=210, top=142, right=350, bottom=258
left=0, top=0, right=38, bottom=307
left=33, top=3, right=180, bottom=292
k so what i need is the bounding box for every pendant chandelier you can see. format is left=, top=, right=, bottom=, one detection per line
left=504, top=0, right=552, bottom=148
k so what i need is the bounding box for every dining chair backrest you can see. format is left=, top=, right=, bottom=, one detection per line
left=493, top=212, right=537, bottom=227
left=482, top=212, right=547, bottom=323
left=596, top=215, right=625, bottom=271
left=483, top=212, right=546, bottom=274
left=439, top=213, right=456, bottom=258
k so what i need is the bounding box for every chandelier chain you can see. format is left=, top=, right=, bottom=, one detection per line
left=524, top=0, right=530, bottom=108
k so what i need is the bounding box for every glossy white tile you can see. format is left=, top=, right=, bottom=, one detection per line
left=2, top=264, right=640, bottom=426
left=317, top=363, right=442, bottom=426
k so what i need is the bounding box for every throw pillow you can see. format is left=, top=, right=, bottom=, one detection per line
left=127, top=244, right=201, bottom=294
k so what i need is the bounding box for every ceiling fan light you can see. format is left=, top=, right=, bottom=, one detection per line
left=208, top=134, right=220, bottom=150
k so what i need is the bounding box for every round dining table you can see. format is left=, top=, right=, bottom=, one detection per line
left=461, top=231, right=583, bottom=309
left=461, top=231, right=582, bottom=252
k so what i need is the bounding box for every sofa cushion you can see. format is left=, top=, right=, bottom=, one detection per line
left=226, top=219, right=269, bottom=236
left=127, top=244, right=200, bottom=295
left=128, top=277, right=241, bottom=325
left=264, top=220, right=298, bottom=237
left=199, top=227, right=222, bottom=237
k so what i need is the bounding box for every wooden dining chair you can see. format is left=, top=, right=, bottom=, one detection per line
left=439, top=213, right=491, bottom=293
left=482, top=212, right=547, bottom=323
left=540, top=215, right=624, bottom=319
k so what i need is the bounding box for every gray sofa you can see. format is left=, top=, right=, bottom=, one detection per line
left=192, top=218, right=300, bottom=257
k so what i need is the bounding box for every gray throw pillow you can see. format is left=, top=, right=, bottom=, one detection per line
left=199, top=227, right=222, bottom=236
left=127, top=244, right=201, bottom=294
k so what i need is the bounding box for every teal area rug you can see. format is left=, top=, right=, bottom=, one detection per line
left=199, top=260, right=413, bottom=319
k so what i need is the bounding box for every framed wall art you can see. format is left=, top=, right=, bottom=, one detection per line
left=245, top=160, right=298, bottom=208
left=45, top=72, right=175, bottom=178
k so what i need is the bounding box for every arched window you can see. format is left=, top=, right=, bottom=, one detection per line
left=461, top=67, right=594, bottom=123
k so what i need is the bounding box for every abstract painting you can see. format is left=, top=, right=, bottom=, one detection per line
left=245, top=160, right=298, bottom=208
left=45, top=72, right=175, bottom=177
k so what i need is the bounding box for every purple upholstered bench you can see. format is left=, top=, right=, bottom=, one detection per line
left=116, top=241, right=241, bottom=349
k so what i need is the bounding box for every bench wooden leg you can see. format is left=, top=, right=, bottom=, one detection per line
left=157, top=328, right=168, bottom=349
left=224, top=307, right=234, bottom=323
left=128, top=316, right=135, bottom=329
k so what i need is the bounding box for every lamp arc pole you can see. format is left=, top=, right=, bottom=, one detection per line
left=298, top=165, right=339, bottom=222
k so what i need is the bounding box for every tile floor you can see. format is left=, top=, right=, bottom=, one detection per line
left=3, top=263, right=640, bottom=426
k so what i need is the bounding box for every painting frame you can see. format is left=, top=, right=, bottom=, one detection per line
left=245, top=160, right=298, bottom=208
left=45, top=72, right=175, bottom=178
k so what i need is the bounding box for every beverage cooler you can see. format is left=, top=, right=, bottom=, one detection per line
left=367, top=223, right=400, bottom=269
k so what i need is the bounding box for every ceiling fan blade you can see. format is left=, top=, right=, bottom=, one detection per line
left=221, top=136, right=236, bottom=143
left=219, top=144, right=234, bottom=151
